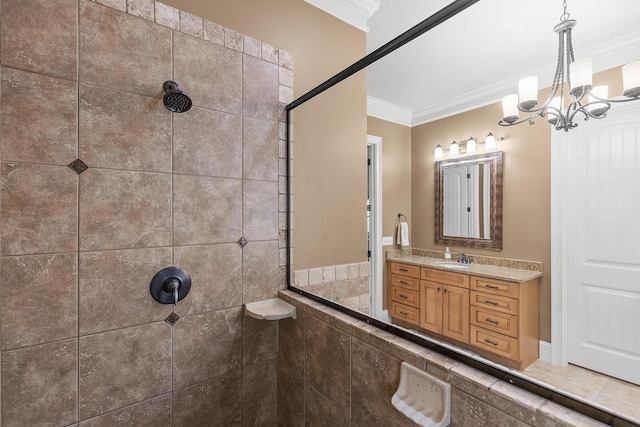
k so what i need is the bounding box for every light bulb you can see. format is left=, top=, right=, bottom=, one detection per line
left=466, top=137, right=476, bottom=154
left=434, top=144, right=444, bottom=161
left=485, top=133, right=496, bottom=151
left=449, top=141, right=459, bottom=157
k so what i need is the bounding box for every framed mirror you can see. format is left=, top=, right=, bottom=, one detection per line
left=435, top=151, right=503, bottom=249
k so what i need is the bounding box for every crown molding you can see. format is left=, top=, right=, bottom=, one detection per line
left=304, top=0, right=380, bottom=32
left=372, top=30, right=640, bottom=127
left=367, top=96, right=412, bottom=126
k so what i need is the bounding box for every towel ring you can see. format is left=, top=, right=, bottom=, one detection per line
left=398, top=213, right=407, bottom=222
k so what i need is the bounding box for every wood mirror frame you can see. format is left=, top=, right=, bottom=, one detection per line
left=435, top=151, right=503, bottom=250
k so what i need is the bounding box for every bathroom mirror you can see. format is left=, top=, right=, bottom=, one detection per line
left=435, top=152, right=503, bottom=250
left=285, top=0, right=639, bottom=424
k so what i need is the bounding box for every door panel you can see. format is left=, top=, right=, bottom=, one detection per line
left=567, top=105, right=640, bottom=385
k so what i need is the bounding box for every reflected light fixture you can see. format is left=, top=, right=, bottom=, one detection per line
left=499, top=0, right=640, bottom=132
left=434, top=133, right=503, bottom=161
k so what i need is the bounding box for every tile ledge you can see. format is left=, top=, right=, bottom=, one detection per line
left=244, top=297, right=296, bottom=320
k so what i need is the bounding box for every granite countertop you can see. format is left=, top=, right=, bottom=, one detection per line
left=386, top=252, right=542, bottom=283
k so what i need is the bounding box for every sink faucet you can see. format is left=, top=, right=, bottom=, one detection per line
left=458, top=253, right=472, bottom=264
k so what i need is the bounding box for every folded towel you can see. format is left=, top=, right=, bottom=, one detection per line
left=397, top=221, right=410, bottom=247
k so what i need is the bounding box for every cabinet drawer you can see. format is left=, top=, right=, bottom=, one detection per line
left=471, top=276, right=519, bottom=298
left=471, top=291, right=519, bottom=316
left=389, top=301, right=420, bottom=325
left=390, top=286, right=420, bottom=308
left=471, top=306, right=519, bottom=338
left=471, top=326, right=519, bottom=361
left=422, top=267, right=469, bottom=288
left=390, top=274, right=419, bottom=291
left=390, top=262, right=421, bottom=279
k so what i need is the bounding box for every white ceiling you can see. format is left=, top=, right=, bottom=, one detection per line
left=308, top=0, right=640, bottom=126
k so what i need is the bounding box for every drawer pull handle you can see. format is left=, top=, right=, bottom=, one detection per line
left=399, top=268, right=408, bottom=272
left=484, top=300, right=498, bottom=306
left=398, top=294, right=408, bottom=299
left=484, top=339, right=499, bottom=346
left=399, top=311, right=408, bottom=316
left=485, top=318, right=499, bottom=325
left=485, top=284, right=499, bottom=290
left=399, top=280, right=409, bottom=285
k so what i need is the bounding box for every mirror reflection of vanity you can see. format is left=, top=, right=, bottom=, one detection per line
left=435, top=152, right=503, bottom=250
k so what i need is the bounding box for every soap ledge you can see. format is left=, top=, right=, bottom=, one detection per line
left=244, top=298, right=297, bottom=320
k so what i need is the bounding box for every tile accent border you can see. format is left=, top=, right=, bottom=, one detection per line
left=293, top=262, right=370, bottom=312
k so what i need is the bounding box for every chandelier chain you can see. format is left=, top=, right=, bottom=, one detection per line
left=560, top=0, right=570, bottom=22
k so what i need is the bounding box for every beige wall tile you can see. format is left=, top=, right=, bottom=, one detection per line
left=451, top=387, right=530, bottom=426
left=278, top=314, right=306, bottom=426
left=79, top=248, right=172, bottom=335
left=80, top=0, right=171, bottom=97
left=242, top=180, right=278, bottom=241
left=2, top=340, right=78, bottom=426
left=173, top=372, right=242, bottom=427
left=0, top=0, right=77, bottom=79
left=154, top=1, right=179, bottom=29
left=351, top=338, right=414, bottom=426
left=203, top=19, right=224, bottom=45
left=305, top=385, right=350, bottom=427
left=173, top=175, right=242, bottom=245
left=79, top=394, right=171, bottom=427
left=224, top=28, right=243, bottom=51
left=172, top=244, right=242, bottom=317
left=305, top=315, right=351, bottom=418
left=278, top=49, right=293, bottom=70
left=243, top=55, right=279, bottom=122
left=243, top=117, right=279, bottom=181
left=79, top=169, right=172, bottom=251
left=1, top=68, right=77, bottom=165
left=243, top=35, right=261, bottom=58
left=79, top=84, right=171, bottom=172
left=127, top=0, right=154, bottom=20
left=243, top=360, right=277, bottom=426
left=179, top=11, right=202, bottom=37
left=95, top=0, right=126, bottom=11
left=174, top=31, right=242, bottom=114
left=243, top=315, right=277, bottom=367
left=172, top=307, right=242, bottom=389
left=262, top=42, right=278, bottom=64
left=173, top=107, right=242, bottom=178
left=1, top=163, right=78, bottom=255
left=2, top=253, right=78, bottom=350
left=242, top=240, right=279, bottom=303
left=79, top=323, right=171, bottom=420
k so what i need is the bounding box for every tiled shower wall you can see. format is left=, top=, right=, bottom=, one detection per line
left=0, top=0, right=292, bottom=425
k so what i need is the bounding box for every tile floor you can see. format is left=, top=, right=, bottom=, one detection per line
left=524, top=359, right=640, bottom=424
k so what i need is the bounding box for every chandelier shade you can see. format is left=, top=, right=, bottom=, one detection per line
left=499, top=1, right=640, bottom=132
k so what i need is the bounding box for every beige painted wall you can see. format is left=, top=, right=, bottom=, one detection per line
left=367, top=117, right=412, bottom=246
left=163, top=0, right=368, bottom=270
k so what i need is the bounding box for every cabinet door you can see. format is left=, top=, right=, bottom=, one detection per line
left=419, top=281, right=442, bottom=334
left=443, top=285, right=470, bottom=343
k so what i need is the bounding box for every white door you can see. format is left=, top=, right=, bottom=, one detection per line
left=566, top=105, right=640, bottom=385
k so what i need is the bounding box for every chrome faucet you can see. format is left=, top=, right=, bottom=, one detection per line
left=458, top=253, right=472, bottom=264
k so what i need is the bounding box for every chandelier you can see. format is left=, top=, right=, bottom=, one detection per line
left=499, top=1, right=640, bottom=132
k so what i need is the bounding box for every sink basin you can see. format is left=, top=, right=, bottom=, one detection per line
left=439, top=263, right=470, bottom=269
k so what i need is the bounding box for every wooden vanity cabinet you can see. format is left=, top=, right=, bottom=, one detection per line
left=388, top=262, right=421, bottom=326
left=420, top=268, right=470, bottom=343
left=388, top=261, right=539, bottom=370
left=469, top=275, right=539, bottom=369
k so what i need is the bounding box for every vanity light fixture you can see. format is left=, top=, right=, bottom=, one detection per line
left=499, top=0, right=640, bottom=132
left=434, top=133, right=504, bottom=161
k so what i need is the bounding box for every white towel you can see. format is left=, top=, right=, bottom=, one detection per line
left=397, top=221, right=410, bottom=247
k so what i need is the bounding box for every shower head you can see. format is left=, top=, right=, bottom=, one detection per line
left=162, top=80, right=192, bottom=113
